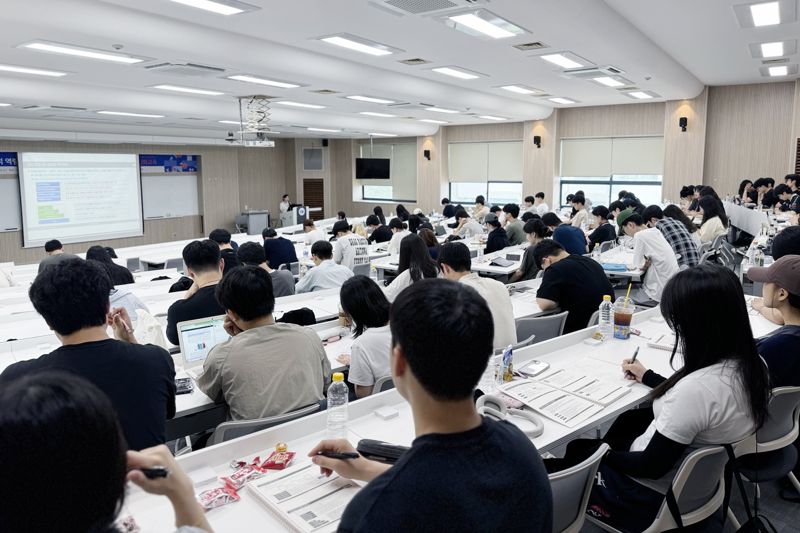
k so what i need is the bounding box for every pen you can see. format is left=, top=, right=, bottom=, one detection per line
left=630, top=347, right=640, bottom=364
left=316, top=451, right=360, bottom=460
left=135, top=466, right=170, bottom=479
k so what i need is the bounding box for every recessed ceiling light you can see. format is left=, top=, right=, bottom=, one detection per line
left=500, top=85, right=540, bottom=95
left=226, top=75, right=300, bottom=88
left=98, top=111, right=165, bottom=118
left=426, top=107, right=459, bottom=114
left=548, top=97, right=576, bottom=104
left=751, top=1, right=780, bottom=26
left=219, top=120, right=241, bottom=125
left=346, top=95, right=396, bottom=104
left=319, top=34, right=399, bottom=56
left=540, top=53, right=584, bottom=69
left=0, top=64, right=66, bottom=77
left=761, top=41, right=785, bottom=57
left=447, top=11, right=525, bottom=39
left=167, top=0, right=256, bottom=16
left=478, top=115, right=507, bottom=121
left=308, top=127, right=341, bottom=133
left=628, top=91, right=654, bottom=99
left=769, top=65, right=788, bottom=76
left=369, top=133, right=397, bottom=137
left=152, top=84, right=224, bottom=95
left=593, top=76, right=625, bottom=87
left=419, top=119, right=449, bottom=124
left=0, top=103, right=11, bottom=107
left=274, top=101, right=326, bottom=109
left=431, top=66, right=482, bottom=80
left=21, top=41, right=145, bottom=64
left=359, top=111, right=397, bottom=117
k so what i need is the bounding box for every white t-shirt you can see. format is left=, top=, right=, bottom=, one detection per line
left=458, top=273, right=517, bottom=351
left=633, top=227, right=679, bottom=302
left=348, top=325, right=392, bottom=387
left=571, top=209, right=589, bottom=228
left=387, top=230, right=411, bottom=255
left=333, top=233, right=370, bottom=270
left=536, top=203, right=550, bottom=216
left=457, top=218, right=484, bottom=239
left=383, top=269, right=413, bottom=303
left=304, top=228, right=327, bottom=246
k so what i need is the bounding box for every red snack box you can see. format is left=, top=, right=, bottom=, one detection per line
left=260, top=450, right=296, bottom=470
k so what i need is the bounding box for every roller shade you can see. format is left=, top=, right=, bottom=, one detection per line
left=449, top=142, right=489, bottom=182
left=488, top=141, right=523, bottom=181
left=560, top=138, right=612, bottom=177
left=391, top=143, right=417, bottom=200
left=611, top=137, right=664, bottom=175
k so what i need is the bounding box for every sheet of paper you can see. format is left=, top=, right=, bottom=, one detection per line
left=537, top=394, right=604, bottom=428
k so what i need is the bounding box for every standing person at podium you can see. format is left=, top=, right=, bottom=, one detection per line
left=279, top=193, right=292, bottom=227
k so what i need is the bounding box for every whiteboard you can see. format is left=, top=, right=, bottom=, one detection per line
left=141, top=173, right=200, bottom=219
left=0, top=178, right=22, bottom=232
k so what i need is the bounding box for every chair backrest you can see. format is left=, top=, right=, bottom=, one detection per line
left=279, top=261, right=300, bottom=275
left=234, top=214, right=248, bottom=227
left=164, top=258, right=185, bottom=273
left=586, top=310, right=600, bottom=328
left=126, top=257, right=142, bottom=272
left=516, top=312, right=568, bottom=345
left=493, top=334, right=536, bottom=355
left=710, top=234, right=727, bottom=250
left=353, top=263, right=371, bottom=277
left=209, top=403, right=320, bottom=445
left=758, top=386, right=800, bottom=449
left=373, top=376, right=395, bottom=393
left=599, top=240, right=615, bottom=254
left=698, top=249, right=717, bottom=265
left=549, top=443, right=609, bottom=533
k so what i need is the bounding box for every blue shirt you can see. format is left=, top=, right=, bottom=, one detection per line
left=553, top=225, right=587, bottom=255
left=263, top=237, right=298, bottom=270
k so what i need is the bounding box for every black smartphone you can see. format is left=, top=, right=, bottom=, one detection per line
left=175, top=377, right=194, bottom=395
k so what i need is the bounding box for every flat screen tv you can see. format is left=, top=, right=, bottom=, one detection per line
left=356, top=157, right=390, bottom=180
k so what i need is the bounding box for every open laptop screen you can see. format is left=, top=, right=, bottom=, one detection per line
left=178, top=316, right=229, bottom=366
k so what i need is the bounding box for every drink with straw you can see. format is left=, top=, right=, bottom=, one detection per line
left=614, top=283, right=635, bottom=340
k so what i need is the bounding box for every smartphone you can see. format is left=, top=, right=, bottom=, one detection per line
left=175, top=377, right=194, bottom=395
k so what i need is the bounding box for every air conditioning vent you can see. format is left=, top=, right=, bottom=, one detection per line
left=310, top=89, right=340, bottom=94
left=536, top=93, right=554, bottom=98
left=398, top=57, right=432, bottom=65
left=513, top=41, right=548, bottom=51
left=21, top=105, right=50, bottom=111
left=562, top=66, right=626, bottom=79
left=762, top=58, right=790, bottom=64
left=51, top=105, right=88, bottom=112
left=181, top=117, right=206, bottom=121
left=616, top=86, right=639, bottom=91
left=144, top=62, right=225, bottom=76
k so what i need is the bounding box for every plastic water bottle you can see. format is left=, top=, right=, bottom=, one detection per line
left=478, top=354, right=503, bottom=393
left=591, top=243, right=600, bottom=260
left=598, top=295, right=613, bottom=340
left=327, top=372, right=348, bottom=440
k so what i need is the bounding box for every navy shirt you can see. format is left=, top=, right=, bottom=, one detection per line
left=553, top=224, right=588, bottom=255
left=263, top=237, right=298, bottom=270
left=758, top=325, right=800, bottom=387
left=338, top=417, right=552, bottom=533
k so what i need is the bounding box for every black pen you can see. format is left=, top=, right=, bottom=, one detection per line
left=630, top=346, right=640, bottom=364
left=135, top=466, right=170, bottom=479
left=317, top=451, right=360, bottom=460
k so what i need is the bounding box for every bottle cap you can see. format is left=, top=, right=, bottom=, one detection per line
left=603, top=295, right=611, bottom=301
left=332, top=372, right=344, bottom=382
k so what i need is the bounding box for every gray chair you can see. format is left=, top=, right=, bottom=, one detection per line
left=587, top=445, right=729, bottom=532
left=279, top=261, right=300, bottom=276
left=586, top=310, right=600, bottom=328
left=164, top=257, right=185, bottom=273
left=234, top=214, right=248, bottom=233
left=208, top=404, right=320, bottom=446
left=549, top=443, right=609, bottom=533
left=599, top=240, right=616, bottom=254
left=516, top=312, right=568, bottom=345
left=353, top=263, right=371, bottom=277
left=492, top=334, right=536, bottom=355
left=126, top=257, right=142, bottom=272
left=373, top=376, right=395, bottom=393
left=710, top=233, right=728, bottom=250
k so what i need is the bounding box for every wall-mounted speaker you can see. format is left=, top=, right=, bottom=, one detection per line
left=321, top=139, right=329, bottom=147
left=423, top=149, right=431, bottom=160
left=533, top=135, right=542, bottom=148
left=678, top=117, right=688, bottom=132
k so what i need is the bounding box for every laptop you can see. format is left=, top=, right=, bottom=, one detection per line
left=435, top=224, right=446, bottom=237
left=177, top=315, right=230, bottom=379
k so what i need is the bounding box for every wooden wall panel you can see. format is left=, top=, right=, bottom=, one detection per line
left=236, top=139, right=292, bottom=215
left=558, top=102, right=665, bottom=139
left=523, top=115, right=558, bottom=206
left=663, top=88, right=708, bottom=202
left=703, top=82, right=795, bottom=195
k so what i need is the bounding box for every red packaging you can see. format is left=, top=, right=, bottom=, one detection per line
left=220, top=463, right=265, bottom=489
left=197, top=483, right=240, bottom=511
left=260, top=450, right=296, bottom=470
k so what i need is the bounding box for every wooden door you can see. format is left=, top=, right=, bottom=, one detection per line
left=303, top=179, right=324, bottom=220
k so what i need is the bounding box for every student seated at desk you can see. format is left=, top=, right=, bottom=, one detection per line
left=332, top=220, right=370, bottom=271
left=383, top=234, right=440, bottom=302
left=438, top=242, right=516, bottom=351
left=209, top=228, right=241, bottom=275
left=365, top=214, right=392, bottom=244
left=641, top=205, right=700, bottom=268
left=302, top=218, right=327, bottom=246
left=441, top=197, right=456, bottom=218
left=587, top=206, right=617, bottom=252
left=197, top=266, right=329, bottom=421
left=166, top=240, right=226, bottom=345
left=262, top=227, right=298, bottom=270
left=570, top=194, right=589, bottom=229
left=544, top=265, right=769, bottom=532
left=697, top=196, right=728, bottom=244
left=502, top=203, right=525, bottom=246
left=310, top=279, right=552, bottom=533
left=542, top=212, right=587, bottom=255
left=37, top=239, right=79, bottom=274
left=373, top=205, right=387, bottom=226
left=533, top=240, right=614, bottom=334
left=396, top=204, right=409, bottom=222
left=472, top=194, right=490, bottom=223
left=453, top=208, right=484, bottom=239
left=509, top=219, right=548, bottom=283
left=483, top=213, right=510, bottom=254
left=618, top=211, right=680, bottom=304
left=0, top=372, right=212, bottom=533
left=338, top=276, right=392, bottom=398
left=237, top=241, right=295, bottom=297
left=387, top=218, right=411, bottom=255
left=663, top=204, right=702, bottom=249
left=753, top=227, right=800, bottom=325
left=418, top=227, right=440, bottom=260
left=86, top=245, right=134, bottom=286
left=295, top=241, right=354, bottom=293
left=0, top=258, right=176, bottom=450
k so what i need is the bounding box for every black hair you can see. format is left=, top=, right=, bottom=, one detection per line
left=699, top=196, right=728, bottom=227
left=535, top=192, right=545, bottom=199
left=44, top=239, right=62, bottom=253
left=753, top=178, right=767, bottom=189
left=591, top=205, right=610, bottom=219
left=617, top=190, right=628, bottom=200
left=282, top=194, right=289, bottom=200
left=532, top=240, right=565, bottom=270
left=209, top=228, right=232, bottom=245
left=398, top=234, right=439, bottom=282
left=366, top=214, right=380, bottom=227
left=653, top=264, right=769, bottom=428
left=389, top=218, right=407, bottom=231
left=774, top=183, right=793, bottom=197
left=738, top=179, right=753, bottom=197
left=520, top=212, right=536, bottom=222
left=785, top=174, right=799, bottom=185
left=698, top=185, right=720, bottom=201
left=0, top=372, right=127, bottom=533
left=373, top=206, right=386, bottom=226
left=541, top=212, right=562, bottom=227
left=408, top=214, right=422, bottom=234
left=608, top=200, right=625, bottom=213
left=418, top=227, right=439, bottom=250
left=622, top=213, right=644, bottom=227
left=489, top=205, right=502, bottom=214
left=441, top=197, right=450, bottom=205
left=86, top=245, right=115, bottom=264
left=86, top=245, right=133, bottom=286
left=437, top=242, right=471, bottom=273
left=390, top=279, right=493, bottom=400
left=565, top=193, right=575, bottom=203
left=396, top=205, right=410, bottom=221
left=475, top=195, right=486, bottom=205
left=679, top=186, right=695, bottom=199
left=641, top=205, right=664, bottom=222
left=772, top=226, right=800, bottom=260
left=523, top=219, right=548, bottom=239
left=29, top=258, right=111, bottom=336
left=524, top=195, right=535, bottom=204
left=262, top=227, right=278, bottom=239
left=303, top=219, right=315, bottom=229
left=337, top=211, right=347, bottom=220
left=311, top=240, right=333, bottom=260
left=237, top=241, right=267, bottom=266
left=663, top=204, right=698, bottom=234
left=571, top=195, right=586, bottom=206
left=502, top=203, right=520, bottom=218
left=216, top=264, right=275, bottom=320
left=182, top=239, right=221, bottom=273
left=764, top=178, right=775, bottom=187
left=455, top=209, right=470, bottom=220
left=339, top=276, right=390, bottom=338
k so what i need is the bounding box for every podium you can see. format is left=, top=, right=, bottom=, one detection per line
left=244, top=210, right=270, bottom=235
left=280, top=205, right=308, bottom=227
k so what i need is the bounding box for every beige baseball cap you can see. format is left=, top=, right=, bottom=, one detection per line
left=748, top=255, right=800, bottom=295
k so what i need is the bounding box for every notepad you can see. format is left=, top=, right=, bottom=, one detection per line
left=499, top=380, right=603, bottom=428
left=647, top=333, right=681, bottom=353
left=490, top=257, right=515, bottom=267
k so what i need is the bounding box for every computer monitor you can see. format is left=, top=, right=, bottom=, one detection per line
left=177, top=315, right=230, bottom=370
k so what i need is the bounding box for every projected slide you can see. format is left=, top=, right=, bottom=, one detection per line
left=19, top=153, right=143, bottom=248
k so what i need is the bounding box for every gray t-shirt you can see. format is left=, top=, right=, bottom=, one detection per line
left=270, top=269, right=296, bottom=297
left=517, top=246, right=540, bottom=282
left=38, top=253, right=79, bottom=273
left=505, top=219, right=526, bottom=246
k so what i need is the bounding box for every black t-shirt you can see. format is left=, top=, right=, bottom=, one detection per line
left=339, top=417, right=552, bottom=533
left=0, top=339, right=176, bottom=450
left=758, top=325, right=800, bottom=387
left=762, top=189, right=778, bottom=208
left=485, top=227, right=510, bottom=254
left=442, top=204, right=456, bottom=218
left=588, top=222, right=617, bottom=250
left=166, top=285, right=225, bottom=345
left=368, top=225, right=392, bottom=244
left=537, top=254, right=614, bottom=333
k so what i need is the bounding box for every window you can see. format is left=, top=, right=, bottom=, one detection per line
left=357, top=142, right=416, bottom=202
left=449, top=182, right=487, bottom=204
left=558, top=175, right=663, bottom=207
left=488, top=182, right=523, bottom=205
left=362, top=185, right=394, bottom=201
left=448, top=141, right=523, bottom=206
